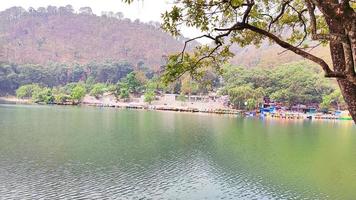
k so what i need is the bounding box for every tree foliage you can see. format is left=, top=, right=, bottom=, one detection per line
left=52, top=87, right=71, bottom=104
left=119, top=87, right=130, bottom=100
left=144, top=89, right=156, bottom=104
left=90, top=83, right=108, bottom=98
left=180, top=75, right=199, bottom=95
left=32, top=87, right=54, bottom=104
left=120, top=72, right=142, bottom=94
left=320, top=89, right=345, bottom=110
left=16, top=84, right=41, bottom=99
left=70, top=84, right=86, bottom=102
left=225, top=84, right=264, bottom=109
left=158, top=0, right=355, bottom=85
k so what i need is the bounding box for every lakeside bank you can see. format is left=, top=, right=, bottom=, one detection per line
left=0, top=96, right=31, bottom=104
left=1, top=96, right=353, bottom=121
left=0, top=95, right=241, bottom=115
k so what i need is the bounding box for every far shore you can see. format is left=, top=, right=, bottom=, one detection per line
left=0, top=95, right=241, bottom=115
left=1, top=95, right=353, bottom=121
left=0, top=96, right=31, bottom=104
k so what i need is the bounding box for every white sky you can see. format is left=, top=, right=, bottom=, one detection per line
left=0, top=0, right=208, bottom=43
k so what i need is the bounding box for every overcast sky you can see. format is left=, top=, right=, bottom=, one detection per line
left=0, top=0, right=207, bottom=42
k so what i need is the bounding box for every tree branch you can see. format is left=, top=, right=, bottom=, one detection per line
left=242, top=0, right=255, bottom=23
left=244, top=24, right=345, bottom=78
left=287, top=3, right=308, bottom=47
left=305, top=0, right=348, bottom=42
left=179, top=34, right=216, bottom=62
left=268, top=0, right=291, bottom=31
left=215, top=22, right=345, bottom=78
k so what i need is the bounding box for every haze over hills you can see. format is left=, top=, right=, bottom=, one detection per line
left=0, top=5, right=331, bottom=70
left=0, top=5, right=192, bottom=70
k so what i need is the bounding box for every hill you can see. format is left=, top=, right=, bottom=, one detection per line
left=0, top=5, right=332, bottom=70
left=0, top=6, right=191, bottom=70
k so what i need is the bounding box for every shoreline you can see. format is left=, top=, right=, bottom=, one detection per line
left=0, top=96, right=31, bottom=104
left=1, top=96, right=353, bottom=121
left=0, top=96, right=242, bottom=116
left=82, top=102, right=242, bottom=115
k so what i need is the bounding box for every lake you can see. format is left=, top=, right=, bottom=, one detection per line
left=0, top=104, right=355, bottom=199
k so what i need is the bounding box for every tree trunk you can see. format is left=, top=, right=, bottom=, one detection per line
left=338, top=79, right=356, bottom=122
left=326, top=15, right=356, bottom=123
left=329, top=33, right=356, bottom=122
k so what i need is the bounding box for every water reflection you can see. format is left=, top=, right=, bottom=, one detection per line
left=0, top=104, right=355, bottom=199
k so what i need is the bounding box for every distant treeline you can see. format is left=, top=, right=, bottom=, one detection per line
left=0, top=61, right=156, bottom=95
left=13, top=69, right=207, bottom=105
left=14, top=71, right=156, bottom=105
left=1, top=60, right=345, bottom=110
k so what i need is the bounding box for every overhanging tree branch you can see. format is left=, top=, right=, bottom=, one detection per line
left=179, top=34, right=216, bottom=61
left=215, top=22, right=344, bottom=78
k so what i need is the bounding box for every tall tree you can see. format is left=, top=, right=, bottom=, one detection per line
left=125, top=0, right=356, bottom=122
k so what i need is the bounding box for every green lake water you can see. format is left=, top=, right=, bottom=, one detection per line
left=0, top=104, right=355, bottom=199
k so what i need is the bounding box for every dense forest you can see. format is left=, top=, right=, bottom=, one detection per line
left=0, top=61, right=138, bottom=95
left=0, top=6, right=192, bottom=69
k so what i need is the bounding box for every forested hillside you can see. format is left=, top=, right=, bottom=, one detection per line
left=0, top=4, right=336, bottom=105
left=0, top=5, right=189, bottom=69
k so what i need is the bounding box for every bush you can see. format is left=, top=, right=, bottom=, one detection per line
left=144, top=89, right=155, bottom=104
left=71, top=84, right=86, bottom=102
left=177, top=93, right=186, bottom=101
left=16, top=84, right=41, bottom=99
left=52, top=88, right=71, bottom=104
left=89, top=83, right=107, bottom=98
left=32, top=87, right=54, bottom=104
left=119, top=87, right=129, bottom=100
left=106, top=84, right=118, bottom=93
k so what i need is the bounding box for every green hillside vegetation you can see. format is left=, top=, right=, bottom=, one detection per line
left=15, top=71, right=166, bottom=104
left=0, top=61, right=140, bottom=95
left=220, top=62, right=344, bottom=110
left=12, top=61, right=343, bottom=111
